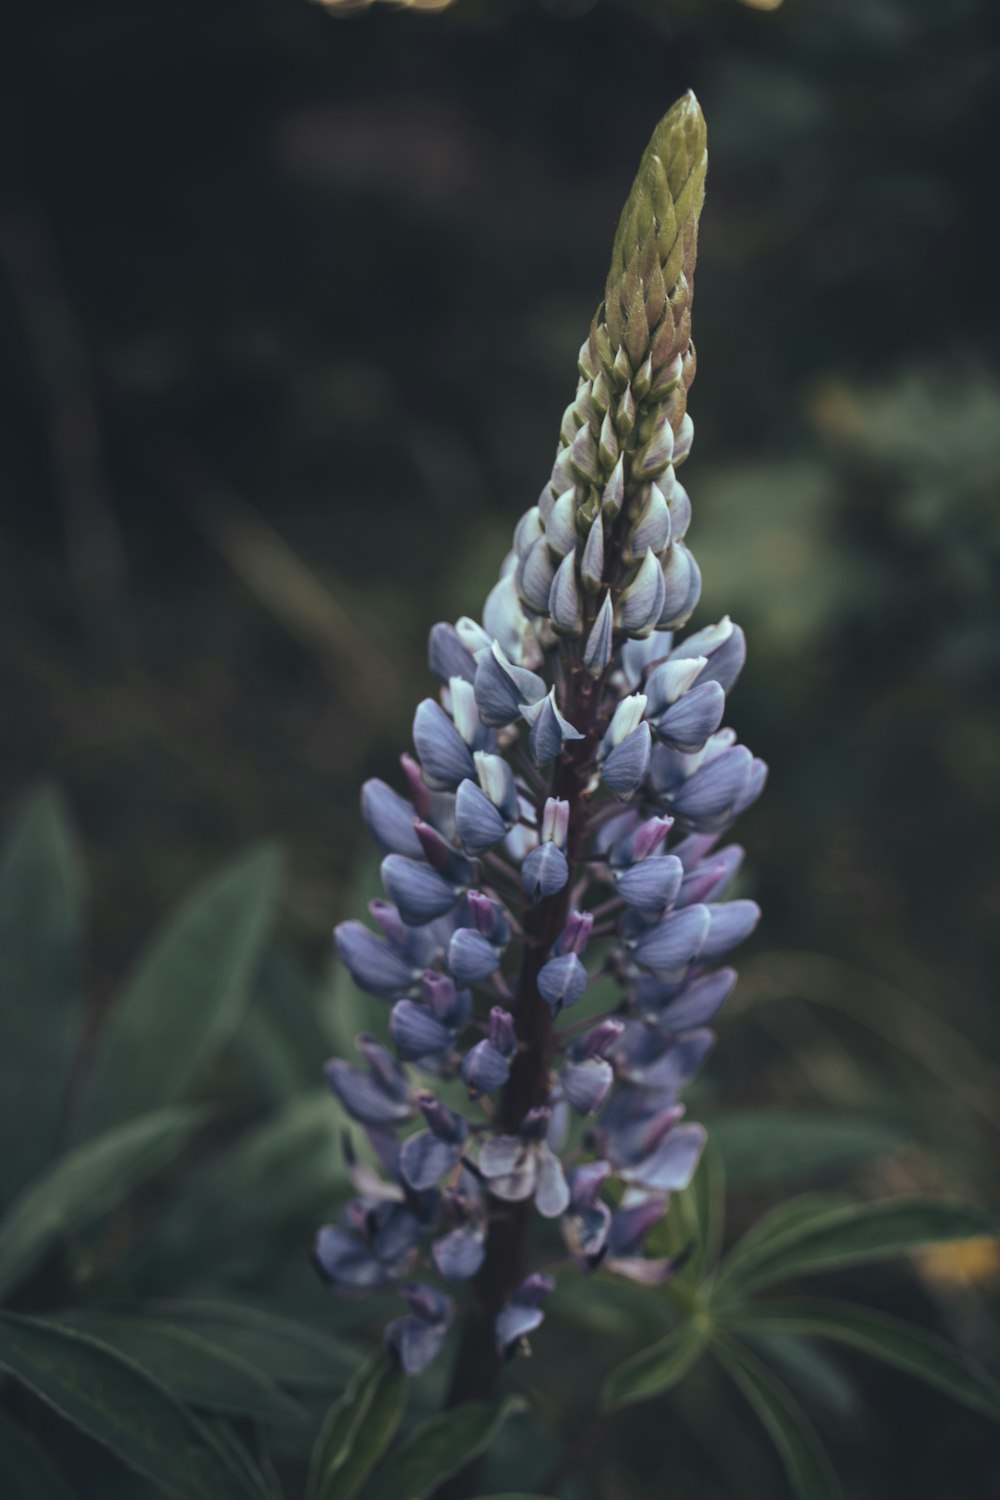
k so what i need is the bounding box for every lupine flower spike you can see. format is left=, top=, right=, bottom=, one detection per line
left=316, top=91, right=765, bottom=1398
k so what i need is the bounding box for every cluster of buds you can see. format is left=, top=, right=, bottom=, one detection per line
left=315, top=93, right=765, bottom=1384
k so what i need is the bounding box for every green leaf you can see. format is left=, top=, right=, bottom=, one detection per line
left=76, top=844, right=282, bottom=1137
left=0, top=1106, right=204, bottom=1302
left=602, top=1316, right=707, bottom=1411
left=724, top=1299, right=1000, bottom=1423
left=678, top=1137, right=726, bottom=1278
left=238, top=942, right=331, bottom=1108
left=741, top=1334, right=859, bottom=1419
left=51, top=1313, right=306, bottom=1427
left=0, top=1405, right=81, bottom=1499
left=138, top=1299, right=358, bottom=1390
left=709, top=1111, right=906, bottom=1187
left=0, top=1312, right=268, bottom=1500
left=716, top=1197, right=997, bottom=1299
left=713, top=1334, right=842, bottom=1500
left=127, top=1094, right=345, bottom=1290
left=307, top=1352, right=407, bottom=1500
left=0, top=787, right=85, bottom=1200
left=363, top=1396, right=526, bottom=1500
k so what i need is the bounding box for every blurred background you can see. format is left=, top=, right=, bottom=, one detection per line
left=2, top=0, right=999, bottom=1495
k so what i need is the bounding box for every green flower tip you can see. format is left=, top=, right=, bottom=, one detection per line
left=601, top=91, right=708, bottom=373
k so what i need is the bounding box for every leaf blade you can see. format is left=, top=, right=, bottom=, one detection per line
left=51, top=1313, right=306, bottom=1427
left=0, top=787, right=85, bottom=1200
left=0, top=1312, right=266, bottom=1500
left=127, top=1093, right=345, bottom=1291
left=0, top=1107, right=204, bottom=1301
left=601, top=1317, right=707, bottom=1411
left=76, top=844, right=281, bottom=1137
left=713, top=1334, right=842, bottom=1500
left=307, top=1352, right=407, bottom=1500
left=363, top=1396, right=526, bottom=1500
left=138, top=1298, right=358, bottom=1390
left=717, top=1197, right=997, bottom=1299
left=724, top=1299, right=1000, bottom=1423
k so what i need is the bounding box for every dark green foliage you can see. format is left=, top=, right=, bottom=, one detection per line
left=3, top=1, right=999, bottom=1495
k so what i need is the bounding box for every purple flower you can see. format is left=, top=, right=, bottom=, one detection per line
left=385, top=1283, right=455, bottom=1374
left=316, top=92, right=765, bottom=1383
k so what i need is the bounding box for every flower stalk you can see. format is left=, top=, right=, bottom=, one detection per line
left=315, top=90, right=766, bottom=1482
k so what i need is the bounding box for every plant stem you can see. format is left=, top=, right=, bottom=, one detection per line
left=437, top=665, right=601, bottom=1499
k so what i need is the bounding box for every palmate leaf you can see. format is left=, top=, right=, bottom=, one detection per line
left=0, top=1313, right=268, bottom=1500
left=306, top=1352, right=407, bottom=1500
left=0, top=787, right=85, bottom=1202
left=601, top=1316, right=708, bottom=1411
left=0, top=1406, right=80, bottom=1500
left=138, top=1298, right=358, bottom=1391
left=712, top=1334, right=842, bottom=1500
left=715, top=1196, right=997, bottom=1300
left=76, top=844, right=282, bottom=1138
left=724, top=1300, right=1000, bottom=1423
left=0, top=1106, right=204, bottom=1302
left=362, top=1396, right=526, bottom=1500
left=53, top=1313, right=306, bottom=1427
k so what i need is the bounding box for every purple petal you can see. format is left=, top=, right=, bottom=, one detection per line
left=390, top=999, right=452, bottom=1060
left=399, top=1130, right=462, bottom=1191
left=324, top=1058, right=412, bottom=1127
left=521, top=842, right=569, bottom=900
left=478, top=1134, right=529, bottom=1178
left=429, top=622, right=476, bottom=684
left=699, top=899, right=761, bottom=959
left=537, top=952, right=588, bottom=1013
left=694, top=622, right=747, bottom=695
left=671, top=746, right=753, bottom=826
left=535, top=1144, right=570, bottom=1218
left=334, top=921, right=414, bottom=1000
left=614, top=1025, right=715, bottom=1092
left=583, top=592, right=615, bottom=676
left=495, top=1302, right=545, bottom=1356
left=615, top=854, right=684, bottom=914
left=462, top=1039, right=511, bottom=1097
left=602, top=722, right=652, bottom=797
left=361, top=779, right=423, bottom=857
left=313, top=1225, right=388, bottom=1289
left=632, top=904, right=711, bottom=976
left=525, top=691, right=584, bottom=766
left=655, top=681, right=726, bottom=754
left=676, top=845, right=744, bottom=907
left=658, top=541, right=701, bottom=630
left=381, top=854, right=462, bottom=926
left=413, top=699, right=476, bottom=789
left=448, top=928, right=501, bottom=985
left=561, top=1056, right=614, bottom=1114
left=432, top=1224, right=486, bottom=1281
left=473, top=644, right=546, bottom=727
left=640, top=967, right=737, bottom=1029
left=563, top=1201, right=612, bottom=1263
left=516, top=535, right=556, bottom=614
left=622, top=1121, right=707, bottom=1190
left=385, top=1314, right=449, bottom=1374
left=455, top=779, right=508, bottom=852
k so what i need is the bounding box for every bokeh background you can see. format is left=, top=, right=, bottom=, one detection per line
left=3, top=0, right=999, bottom=1495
